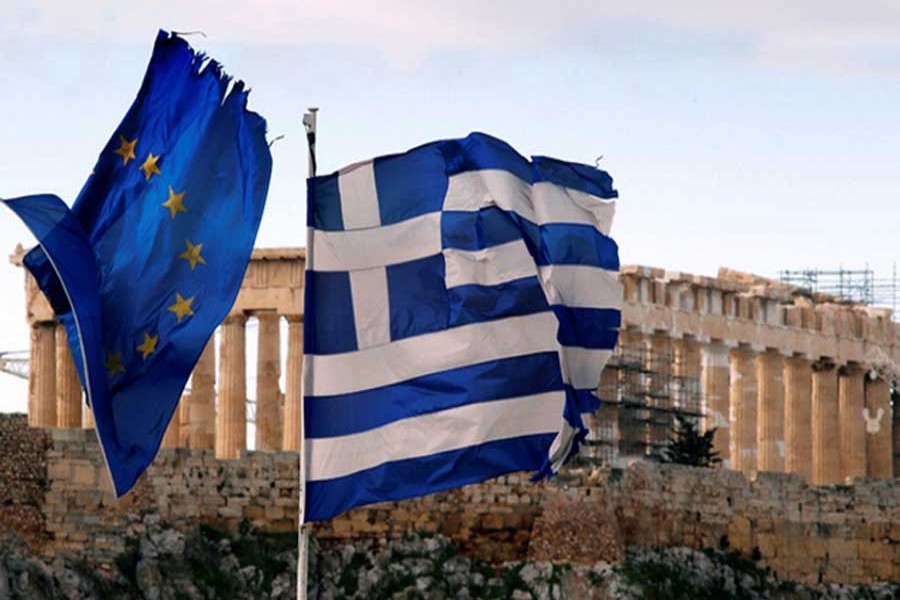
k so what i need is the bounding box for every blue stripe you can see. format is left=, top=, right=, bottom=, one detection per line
left=532, top=156, right=618, bottom=199
left=374, top=144, right=448, bottom=226
left=387, top=254, right=449, bottom=342
left=439, top=132, right=533, bottom=182
left=307, top=173, right=343, bottom=231
left=305, top=351, right=564, bottom=438
left=569, top=385, right=601, bottom=415
left=537, top=223, right=620, bottom=269
left=304, top=269, right=357, bottom=355
left=448, top=277, right=549, bottom=327
left=386, top=258, right=556, bottom=342
left=553, top=306, right=621, bottom=349
left=306, top=433, right=556, bottom=522
left=441, top=207, right=618, bottom=271
left=442, top=207, right=521, bottom=251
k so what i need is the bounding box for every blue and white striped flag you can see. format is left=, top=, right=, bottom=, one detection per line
left=303, top=133, right=620, bottom=521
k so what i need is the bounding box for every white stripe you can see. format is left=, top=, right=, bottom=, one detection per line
left=350, top=267, right=391, bottom=349
left=443, top=239, right=536, bottom=289
left=443, top=170, right=614, bottom=233
left=546, top=419, right=577, bottom=473
left=538, top=265, right=622, bottom=309
left=563, top=347, right=613, bottom=389
left=305, top=311, right=559, bottom=396
left=312, top=212, right=442, bottom=272
left=307, top=391, right=565, bottom=481
left=338, top=161, right=381, bottom=230
left=532, top=182, right=615, bottom=235
left=443, top=169, right=534, bottom=220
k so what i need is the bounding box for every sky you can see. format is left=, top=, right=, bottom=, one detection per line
left=1, top=1, right=899, bottom=413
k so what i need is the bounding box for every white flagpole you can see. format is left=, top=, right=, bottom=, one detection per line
left=297, top=107, right=318, bottom=600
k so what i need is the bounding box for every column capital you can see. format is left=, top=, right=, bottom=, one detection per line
left=812, top=358, right=836, bottom=372
left=837, top=362, right=865, bottom=377
left=251, top=309, right=280, bottom=321
left=285, top=314, right=304, bottom=324
left=785, top=354, right=813, bottom=366
left=223, top=313, right=248, bottom=326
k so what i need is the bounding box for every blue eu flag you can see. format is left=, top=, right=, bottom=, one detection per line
left=3, top=31, right=272, bottom=496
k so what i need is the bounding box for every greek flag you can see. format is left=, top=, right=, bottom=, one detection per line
left=304, top=133, right=620, bottom=521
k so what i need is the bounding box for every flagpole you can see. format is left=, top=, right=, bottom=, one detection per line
left=297, top=107, right=318, bottom=600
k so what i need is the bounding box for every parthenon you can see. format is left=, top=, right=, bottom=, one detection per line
left=12, top=247, right=900, bottom=483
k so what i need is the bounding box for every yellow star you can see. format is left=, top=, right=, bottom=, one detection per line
left=114, top=136, right=137, bottom=166
left=140, top=153, right=161, bottom=181
left=136, top=332, right=159, bottom=360
left=167, top=293, right=195, bottom=323
left=179, top=239, right=206, bottom=270
left=162, top=187, right=187, bottom=219
left=105, top=352, right=125, bottom=377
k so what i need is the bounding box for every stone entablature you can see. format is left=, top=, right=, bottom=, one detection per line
left=620, top=265, right=899, bottom=364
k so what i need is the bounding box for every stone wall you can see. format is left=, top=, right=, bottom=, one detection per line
left=42, top=426, right=299, bottom=566
left=1, top=415, right=896, bottom=585
left=0, top=414, right=50, bottom=549
left=529, top=466, right=899, bottom=585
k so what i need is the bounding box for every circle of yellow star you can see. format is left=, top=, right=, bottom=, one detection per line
left=105, top=352, right=125, bottom=377
left=167, top=293, right=195, bottom=323
left=140, top=153, right=161, bottom=181
left=162, top=187, right=187, bottom=219
left=136, top=332, right=159, bottom=360
left=179, top=239, right=206, bottom=270
left=114, top=136, right=137, bottom=166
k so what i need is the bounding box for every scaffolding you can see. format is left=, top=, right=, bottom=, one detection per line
left=778, top=264, right=899, bottom=319
left=577, top=341, right=703, bottom=466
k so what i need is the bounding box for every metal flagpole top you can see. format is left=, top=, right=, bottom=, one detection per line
left=303, top=108, right=318, bottom=178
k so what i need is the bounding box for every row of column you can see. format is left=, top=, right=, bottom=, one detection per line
left=28, top=323, right=93, bottom=431
left=28, top=312, right=304, bottom=460
left=209, top=312, right=304, bottom=458
left=696, top=338, right=894, bottom=483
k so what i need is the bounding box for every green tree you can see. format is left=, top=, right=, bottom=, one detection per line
left=661, top=416, right=721, bottom=467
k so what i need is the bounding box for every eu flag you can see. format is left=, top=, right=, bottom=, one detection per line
left=2, top=31, right=272, bottom=495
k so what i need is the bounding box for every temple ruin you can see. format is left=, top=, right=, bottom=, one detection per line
left=10, top=247, right=899, bottom=484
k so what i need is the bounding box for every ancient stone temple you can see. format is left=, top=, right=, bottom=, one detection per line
left=11, top=248, right=899, bottom=482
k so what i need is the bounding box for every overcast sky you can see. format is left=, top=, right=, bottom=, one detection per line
left=1, top=1, right=899, bottom=413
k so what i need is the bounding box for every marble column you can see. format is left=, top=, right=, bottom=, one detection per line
left=255, top=312, right=282, bottom=452
left=864, top=376, right=893, bottom=478
left=216, top=314, right=247, bottom=459
left=161, top=400, right=182, bottom=448
left=180, top=340, right=216, bottom=449
left=811, top=361, right=840, bottom=485
left=82, top=404, right=95, bottom=429
left=893, top=397, right=900, bottom=479
left=729, top=347, right=757, bottom=475
left=784, top=356, right=813, bottom=481
left=648, top=333, right=673, bottom=457
left=673, top=337, right=702, bottom=412
left=282, top=316, right=304, bottom=452
left=55, top=325, right=82, bottom=428
left=595, top=362, right=621, bottom=463
left=838, top=364, right=867, bottom=481
left=756, top=350, right=785, bottom=473
left=701, top=341, right=731, bottom=467
left=28, top=323, right=57, bottom=428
